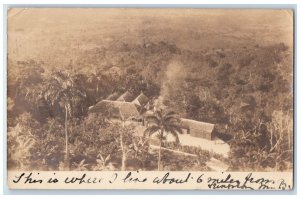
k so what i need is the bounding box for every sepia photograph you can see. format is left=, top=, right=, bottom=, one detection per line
left=6, top=8, right=294, bottom=190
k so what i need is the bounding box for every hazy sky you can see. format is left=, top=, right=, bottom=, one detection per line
left=7, top=8, right=293, bottom=62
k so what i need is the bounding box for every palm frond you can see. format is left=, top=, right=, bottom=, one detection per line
left=163, top=115, right=180, bottom=124
left=156, top=109, right=163, bottom=120
left=145, top=115, right=160, bottom=125
left=168, top=130, right=180, bottom=143
left=165, top=124, right=183, bottom=134
left=144, top=125, right=160, bottom=137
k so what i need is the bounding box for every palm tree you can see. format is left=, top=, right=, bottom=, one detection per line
left=87, top=72, right=101, bottom=96
left=87, top=70, right=109, bottom=100
left=43, top=71, right=86, bottom=170
left=120, top=118, right=135, bottom=171
left=120, top=119, right=127, bottom=171
left=144, top=109, right=182, bottom=170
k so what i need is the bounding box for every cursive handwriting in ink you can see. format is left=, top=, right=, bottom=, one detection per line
left=207, top=174, right=250, bottom=190
left=13, top=172, right=43, bottom=184
left=153, top=172, right=191, bottom=184
left=109, top=173, right=118, bottom=184
left=208, top=173, right=276, bottom=190
left=64, top=173, right=103, bottom=184
left=278, top=179, right=291, bottom=190
left=243, top=173, right=275, bottom=190
left=122, top=171, right=147, bottom=183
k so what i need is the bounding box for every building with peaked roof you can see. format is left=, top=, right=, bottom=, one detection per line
left=89, top=91, right=216, bottom=141
left=106, top=92, right=120, bottom=101
left=132, top=92, right=149, bottom=107
left=88, top=100, right=140, bottom=120
left=116, top=91, right=135, bottom=102
left=88, top=91, right=149, bottom=122
left=180, top=118, right=215, bottom=140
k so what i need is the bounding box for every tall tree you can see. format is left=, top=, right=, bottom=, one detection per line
left=42, top=71, right=86, bottom=170
left=144, top=109, right=182, bottom=170
left=87, top=72, right=101, bottom=97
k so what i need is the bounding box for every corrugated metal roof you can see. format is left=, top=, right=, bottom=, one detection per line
left=180, top=118, right=214, bottom=133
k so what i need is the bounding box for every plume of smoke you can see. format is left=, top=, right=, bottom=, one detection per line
left=154, top=60, right=187, bottom=110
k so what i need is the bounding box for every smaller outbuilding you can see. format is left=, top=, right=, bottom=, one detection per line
left=180, top=118, right=215, bottom=140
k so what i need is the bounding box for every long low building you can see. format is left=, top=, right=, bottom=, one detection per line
left=180, top=118, right=215, bottom=140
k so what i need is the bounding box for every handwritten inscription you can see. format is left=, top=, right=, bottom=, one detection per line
left=207, top=173, right=276, bottom=190
left=122, top=171, right=147, bottom=183
left=11, top=172, right=292, bottom=190
left=153, top=172, right=191, bottom=184
left=64, top=174, right=104, bottom=184
left=13, top=172, right=43, bottom=184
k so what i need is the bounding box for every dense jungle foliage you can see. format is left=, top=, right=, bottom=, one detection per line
left=7, top=9, right=293, bottom=171
left=7, top=40, right=293, bottom=171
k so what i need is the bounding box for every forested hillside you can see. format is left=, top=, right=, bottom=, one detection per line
left=7, top=9, right=293, bottom=171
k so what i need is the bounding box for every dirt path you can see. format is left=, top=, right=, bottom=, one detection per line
left=150, top=145, right=229, bottom=171
left=135, top=124, right=230, bottom=157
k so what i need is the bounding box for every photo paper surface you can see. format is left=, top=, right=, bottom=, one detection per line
left=6, top=8, right=294, bottom=190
